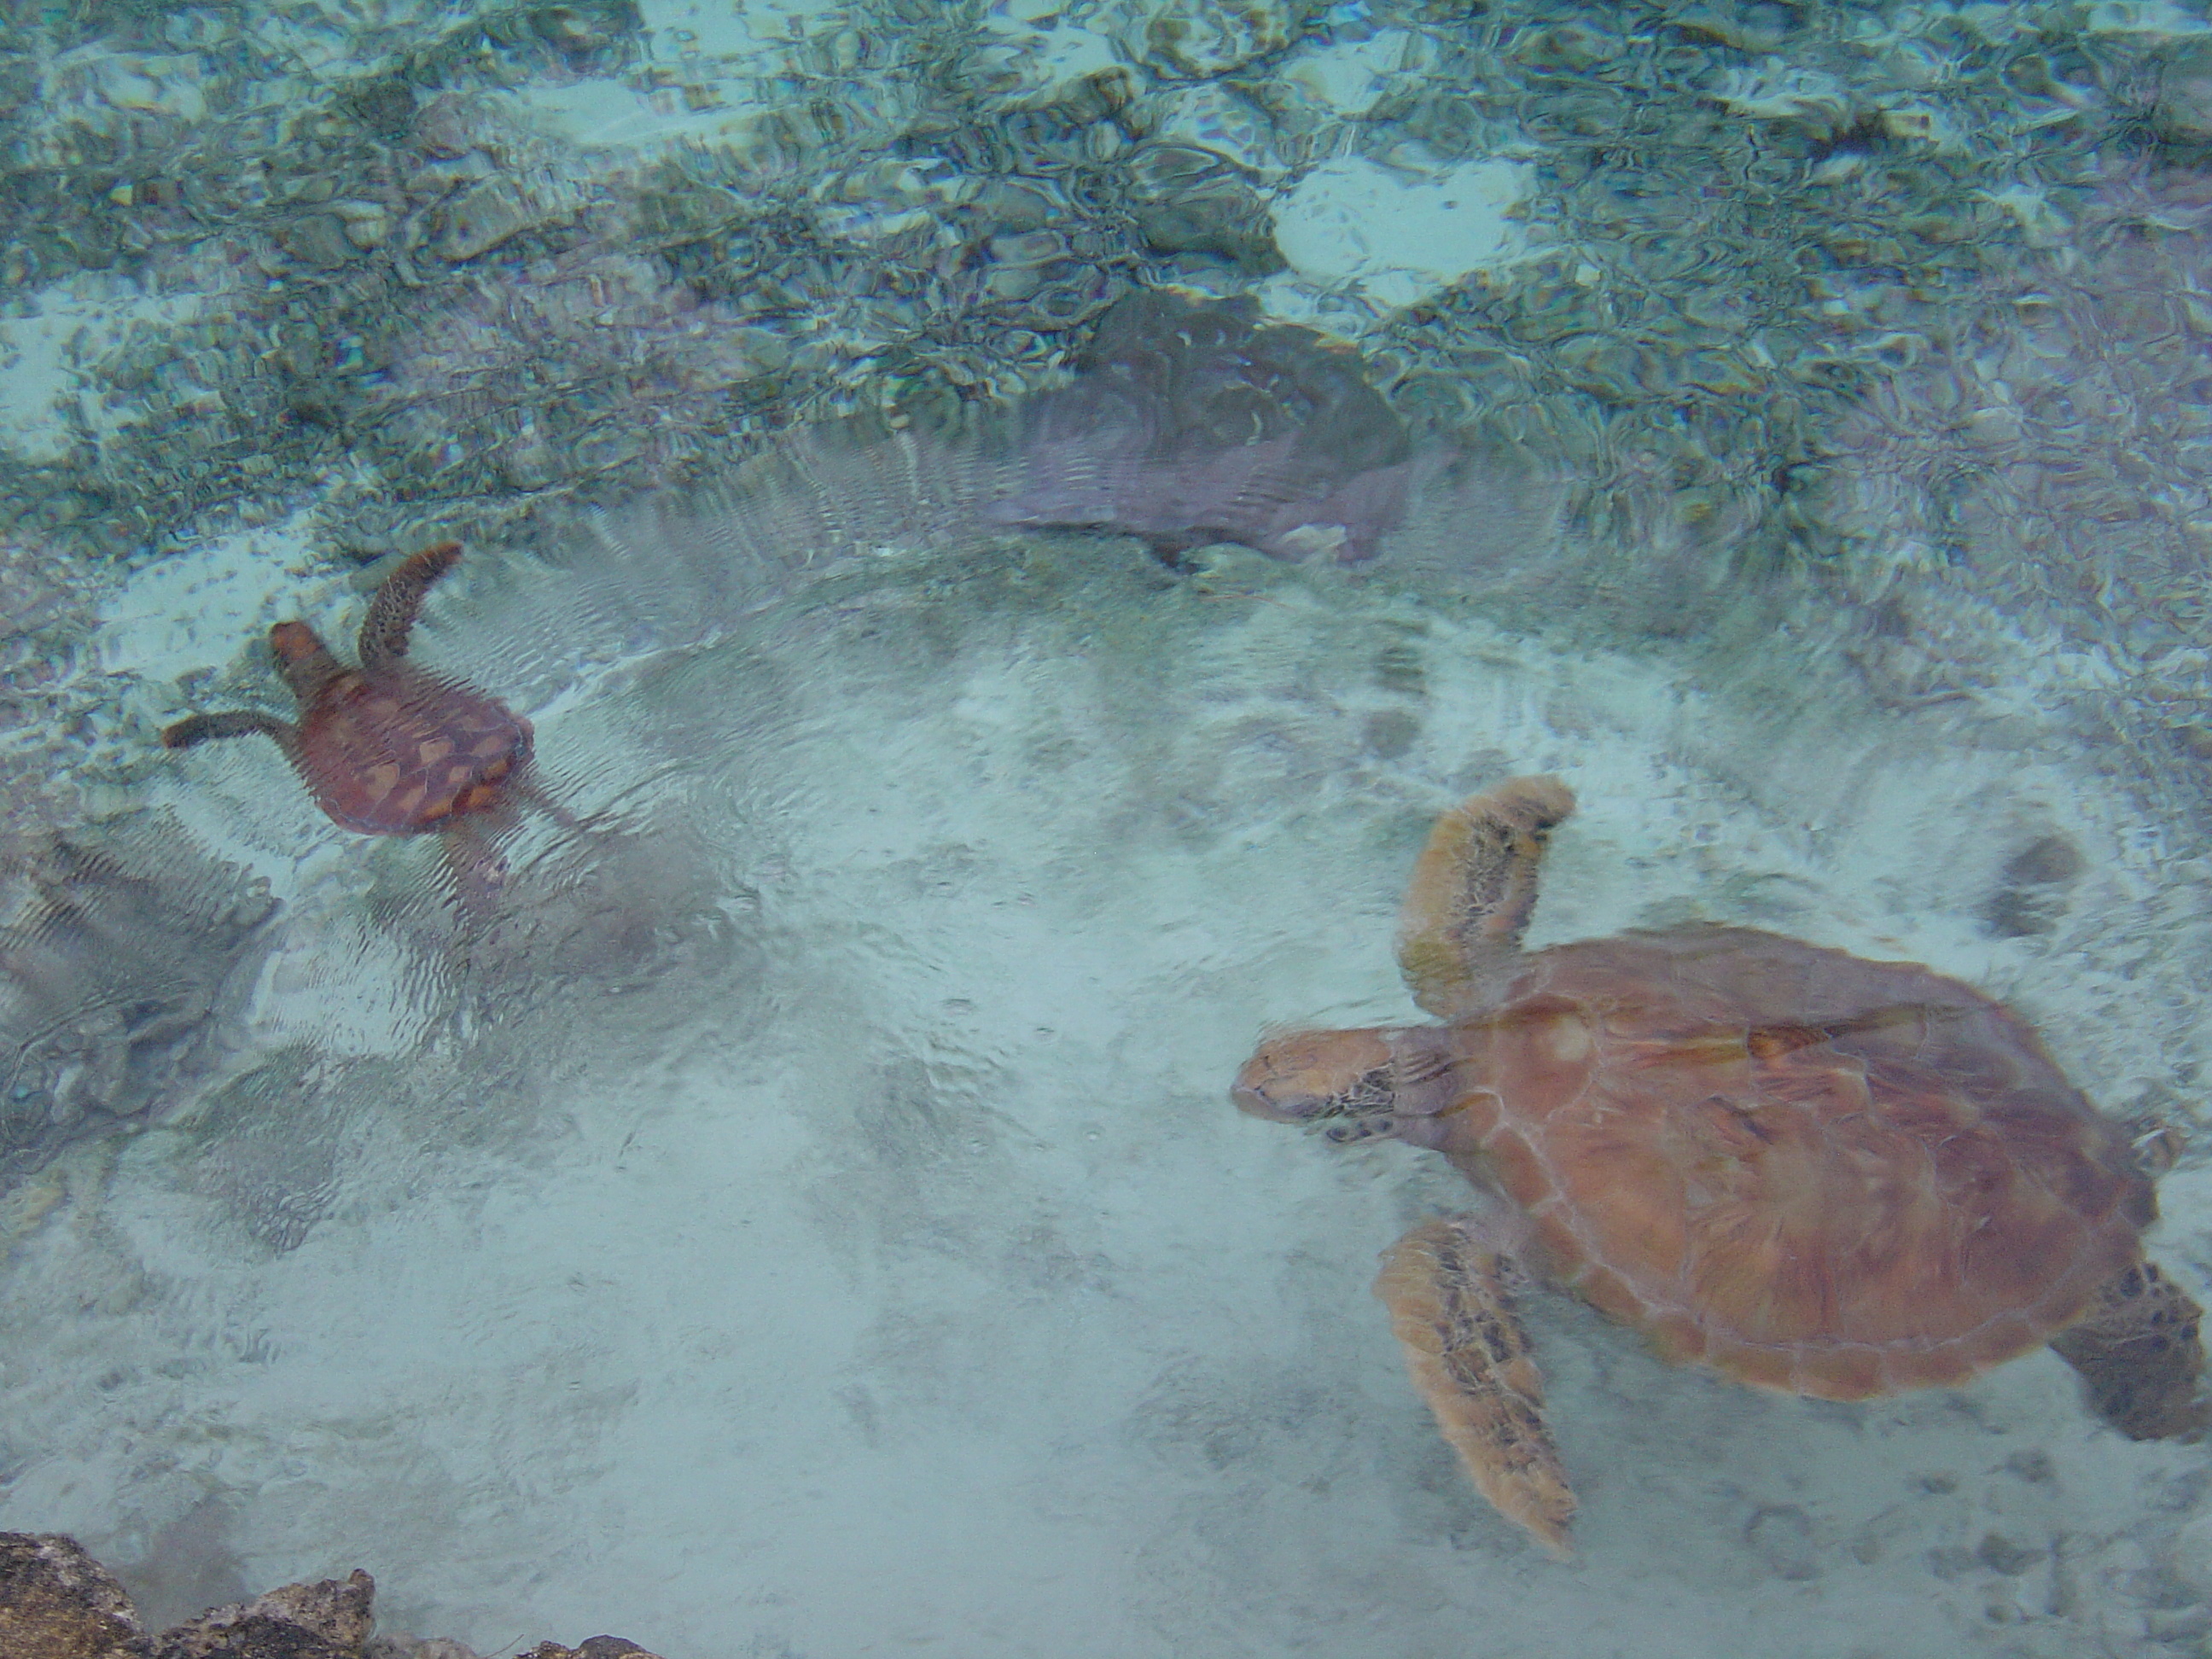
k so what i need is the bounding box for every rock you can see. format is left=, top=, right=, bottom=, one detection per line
left=0, top=1540, right=662, bottom=1659
left=150, top=1569, right=374, bottom=1659
left=1508, top=20, right=1622, bottom=71
left=2156, top=44, right=2212, bottom=144
left=278, top=215, right=359, bottom=269
left=431, top=180, right=532, bottom=260
left=1131, top=188, right=1280, bottom=268
left=0, top=1534, right=147, bottom=1659
left=1124, top=143, right=1281, bottom=271
left=329, top=201, right=392, bottom=249
left=1709, top=62, right=1854, bottom=139
left=342, top=78, right=416, bottom=140
left=1144, top=0, right=1298, bottom=79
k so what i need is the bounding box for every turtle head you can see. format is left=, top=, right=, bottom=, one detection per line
left=1233, top=1027, right=1398, bottom=1124
left=268, top=620, right=346, bottom=703
left=1235, top=1024, right=1468, bottom=1148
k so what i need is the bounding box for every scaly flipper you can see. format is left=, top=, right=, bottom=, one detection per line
left=1373, top=1217, right=1576, bottom=1556
left=437, top=816, right=515, bottom=923
left=357, top=541, right=463, bottom=670
left=1394, top=775, right=1575, bottom=1020
left=2049, top=1260, right=2210, bottom=1441
left=160, top=711, right=296, bottom=753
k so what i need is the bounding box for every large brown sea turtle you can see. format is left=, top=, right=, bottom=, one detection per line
left=1234, top=775, right=2206, bottom=1554
left=161, top=542, right=555, bottom=908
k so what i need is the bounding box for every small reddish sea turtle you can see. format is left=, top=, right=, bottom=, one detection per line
left=161, top=542, right=554, bottom=907
left=1235, top=775, right=2205, bottom=1554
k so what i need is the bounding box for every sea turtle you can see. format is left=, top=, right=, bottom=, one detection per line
left=160, top=542, right=554, bottom=909
left=1233, top=775, right=2205, bottom=1555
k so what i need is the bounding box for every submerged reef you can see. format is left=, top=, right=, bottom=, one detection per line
left=1799, top=160, right=2212, bottom=828
left=0, top=1533, right=667, bottom=1659
left=0, top=540, right=99, bottom=838
left=5, top=0, right=2208, bottom=711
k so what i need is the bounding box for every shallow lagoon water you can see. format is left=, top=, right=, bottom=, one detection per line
left=6, top=521, right=2209, bottom=1656
left=7, top=2, right=2212, bottom=1656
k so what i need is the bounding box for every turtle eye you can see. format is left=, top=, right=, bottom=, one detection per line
left=1324, top=1115, right=1401, bottom=1146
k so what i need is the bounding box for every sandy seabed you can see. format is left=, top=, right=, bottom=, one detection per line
left=3, top=509, right=2209, bottom=1659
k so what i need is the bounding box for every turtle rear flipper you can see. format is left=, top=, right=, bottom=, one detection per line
left=1394, top=776, right=1575, bottom=1019
left=1374, top=1217, right=1576, bottom=1556
left=2050, top=1260, right=2210, bottom=1441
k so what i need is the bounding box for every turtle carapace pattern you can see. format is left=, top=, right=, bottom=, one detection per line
left=161, top=543, right=549, bottom=907
left=1234, top=776, right=2206, bottom=1555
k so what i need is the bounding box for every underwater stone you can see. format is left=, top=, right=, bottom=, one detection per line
left=969, top=177, right=1062, bottom=234
left=1507, top=20, right=1624, bottom=71
left=1552, top=332, right=1651, bottom=402
left=965, top=13, right=1121, bottom=115
left=1709, top=61, right=1854, bottom=138
left=1973, top=1533, right=2044, bottom=1577
left=0, top=1534, right=144, bottom=1659
left=1670, top=3, right=1793, bottom=53
left=1125, top=144, right=1282, bottom=271
left=1034, top=65, right=1138, bottom=126
left=342, top=76, right=417, bottom=139
left=329, top=201, right=391, bottom=247
left=430, top=179, right=534, bottom=260
left=1144, top=0, right=1301, bottom=79
left=154, top=1570, right=375, bottom=1658
left=1132, top=188, right=1283, bottom=271
left=2155, top=43, right=2212, bottom=143
left=1278, top=30, right=1435, bottom=118
left=0, top=1537, right=666, bottom=1659
left=1148, top=82, right=1281, bottom=178
left=277, top=213, right=358, bottom=270
left=987, top=228, right=1073, bottom=268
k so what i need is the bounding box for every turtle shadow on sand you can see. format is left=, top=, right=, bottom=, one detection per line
left=1235, top=774, right=2209, bottom=1556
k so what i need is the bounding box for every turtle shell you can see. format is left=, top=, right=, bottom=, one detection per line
left=290, top=665, right=533, bottom=835
left=1444, top=924, right=2152, bottom=1400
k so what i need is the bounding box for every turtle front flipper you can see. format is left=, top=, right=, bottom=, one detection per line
left=1394, top=775, right=1575, bottom=1019
left=2049, top=1260, right=2210, bottom=1441
left=358, top=541, right=463, bottom=669
left=160, top=711, right=298, bottom=753
left=1374, top=1217, right=1576, bottom=1557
